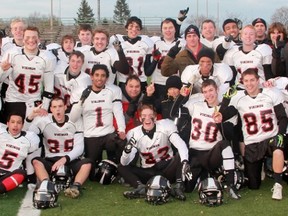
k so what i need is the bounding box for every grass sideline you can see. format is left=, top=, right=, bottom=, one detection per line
left=2, top=177, right=287, bottom=216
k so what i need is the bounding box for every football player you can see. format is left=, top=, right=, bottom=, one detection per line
left=49, top=34, right=76, bottom=74
left=0, top=26, right=56, bottom=120
left=82, top=28, right=129, bottom=85
left=0, top=113, right=40, bottom=194
left=223, top=25, right=273, bottom=86
left=26, top=97, right=92, bottom=198
left=218, top=69, right=288, bottom=200
left=70, top=64, right=126, bottom=179
left=1, top=18, right=26, bottom=59
left=110, top=16, right=154, bottom=92
left=75, top=24, right=93, bottom=49
left=174, top=79, right=240, bottom=199
left=54, top=51, right=91, bottom=111
left=200, top=19, right=218, bottom=48
left=213, top=18, right=242, bottom=60
left=118, top=104, right=191, bottom=201
left=181, top=48, right=233, bottom=99
left=149, top=18, right=185, bottom=101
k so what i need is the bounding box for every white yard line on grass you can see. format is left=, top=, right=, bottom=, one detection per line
left=17, top=189, right=41, bottom=216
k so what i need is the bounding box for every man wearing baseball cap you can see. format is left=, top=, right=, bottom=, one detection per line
left=161, top=24, right=209, bottom=77
left=252, top=18, right=269, bottom=45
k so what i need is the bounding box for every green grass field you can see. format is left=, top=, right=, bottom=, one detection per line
left=2, top=177, right=288, bottom=216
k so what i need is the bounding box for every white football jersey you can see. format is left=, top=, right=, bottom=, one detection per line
left=271, top=77, right=288, bottom=133
left=184, top=100, right=223, bottom=150
left=223, top=44, right=272, bottom=84
left=54, top=70, right=91, bottom=105
left=121, top=119, right=188, bottom=168
left=112, top=34, right=153, bottom=83
left=27, top=114, right=84, bottom=160
left=230, top=88, right=283, bottom=145
left=181, top=63, right=232, bottom=100
left=0, top=124, right=39, bottom=172
left=82, top=46, right=119, bottom=84
left=0, top=48, right=56, bottom=110
left=150, top=36, right=185, bottom=85
left=1, top=37, right=20, bottom=60
left=71, top=84, right=125, bottom=137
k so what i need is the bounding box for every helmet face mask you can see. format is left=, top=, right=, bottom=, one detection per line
left=50, top=165, right=72, bottom=191
left=33, top=180, right=59, bottom=209
left=198, top=177, right=223, bottom=207
left=145, top=175, right=171, bottom=205
left=94, top=159, right=118, bottom=185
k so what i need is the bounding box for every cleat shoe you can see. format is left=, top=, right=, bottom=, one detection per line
left=226, top=185, right=241, bottom=200
left=123, top=184, right=146, bottom=199
left=271, top=183, right=282, bottom=200
left=171, top=183, right=186, bottom=201
left=64, top=183, right=81, bottom=199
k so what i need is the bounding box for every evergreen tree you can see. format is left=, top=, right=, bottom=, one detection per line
left=113, top=0, right=131, bottom=24
left=74, top=0, right=95, bottom=25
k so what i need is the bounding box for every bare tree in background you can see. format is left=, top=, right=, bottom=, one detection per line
left=271, top=6, right=288, bottom=29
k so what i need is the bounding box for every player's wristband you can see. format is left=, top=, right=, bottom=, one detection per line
left=43, top=91, right=54, bottom=99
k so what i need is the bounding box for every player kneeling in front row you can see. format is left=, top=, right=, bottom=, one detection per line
left=172, top=79, right=241, bottom=199
left=118, top=104, right=192, bottom=201
left=25, top=97, right=91, bottom=203
left=0, top=113, right=40, bottom=194
left=218, top=69, right=288, bottom=200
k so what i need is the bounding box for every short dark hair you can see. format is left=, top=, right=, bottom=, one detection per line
left=61, top=34, right=76, bottom=46
left=24, top=26, right=40, bottom=37
left=201, top=79, right=218, bottom=92
left=139, top=104, right=157, bottom=116
left=125, top=74, right=141, bottom=85
left=7, top=112, right=24, bottom=124
left=241, top=68, right=260, bottom=80
left=78, top=24, right=92, bottom=34
left=69, top=50, right=85, bottom=63
left=91, top=64, right=109, bottom=77
left=201, top=19, right=216, bottom=29
left=125, top=16, right=142, bottom=30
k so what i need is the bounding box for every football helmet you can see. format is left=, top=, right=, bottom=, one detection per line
left=50, top=165, right=72, bottom=191
left=33, top=179, right=58, bottom=209
left=94, top=159, right=118, bottom=185
left=145, top=175, right=171, bottom=205
left=198, top=177, right=223, bottom=206
left=233, top=169, right=246, bottom=190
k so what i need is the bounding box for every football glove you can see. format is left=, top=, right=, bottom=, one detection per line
left=269, top=134, right=284, bottom=148
left=167, top=41, right=181, bottom=58
left=0, top=29, right=6, bottom=38
left=124, top=137, right=136, bottom=154
left=80, top=86, right=92, bottom=105
left=38, top=40, right=47, bottom=50
left=152, top=44, right=162, bottom=61
left=223, top=84, right=238, bottom=99
left=224, top=35, right=234, bottom=42
left=181, top=160, right=193, bottom=181
left=178, top=7, right=189, bottom=22
left=112, top=34, right=122, bottom=52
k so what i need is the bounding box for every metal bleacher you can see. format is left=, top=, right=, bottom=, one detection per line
left=1, top=17, right=166, bottom=44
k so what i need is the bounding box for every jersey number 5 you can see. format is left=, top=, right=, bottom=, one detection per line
left=0, top=150, right=18, bottom=170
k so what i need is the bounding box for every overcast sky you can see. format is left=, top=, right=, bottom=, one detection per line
left=1, top=0, right=287, bottom=25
